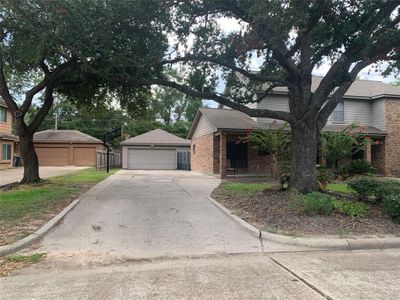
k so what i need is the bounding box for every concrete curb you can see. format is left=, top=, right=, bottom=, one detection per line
left=0, top=199, right=80, bottom=257
left=206, top=196, right=400, bottom=250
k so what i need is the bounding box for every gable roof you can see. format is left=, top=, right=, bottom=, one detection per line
left=188, top=108, right=258, bottom=139
left=33, top=130, right=102, bottom=144
left=235, top=74, right=400, bottom=100
left=188, top=108, right=386, bottom=138
left=121, top=129, right=190, bottom=146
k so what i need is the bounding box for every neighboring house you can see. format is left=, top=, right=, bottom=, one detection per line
left=121, top=129, right=190, bottom=170
left=0, top=98, right=18, bottom=169
left=33, top=130, right=104, bottom=166
left=188, top=78, right=400, bottom=177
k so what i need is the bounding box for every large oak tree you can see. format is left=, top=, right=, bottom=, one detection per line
left=147, top=0, right=400, bottom=192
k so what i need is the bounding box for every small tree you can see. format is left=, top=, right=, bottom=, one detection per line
left=239, top=123, right=290, bottom=178
left=322, top=124, right=378, bottom=176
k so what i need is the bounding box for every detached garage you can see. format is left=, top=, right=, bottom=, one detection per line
left=121, top=129, right=190, bottom=170
left=33, top=130, right=104, bottom=166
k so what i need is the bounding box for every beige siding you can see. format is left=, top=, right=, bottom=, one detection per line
left=255, top=95, right=289, bottom=124
left=344, top=99, right=371, bottom=125
left=192, top=115, right=216, bottom=138
left=371, top=99, right=385, bottom=130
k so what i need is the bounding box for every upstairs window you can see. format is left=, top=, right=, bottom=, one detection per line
left=332, top=101, right=344, bottom=123
left=0, top=106, right=7, bottom=122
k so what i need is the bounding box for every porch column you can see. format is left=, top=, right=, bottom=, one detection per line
left=364, top=137, right=372, bottom=163
left=219, top=131, right=227, bottom=178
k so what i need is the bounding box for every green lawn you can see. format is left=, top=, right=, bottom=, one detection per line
left=326, top=183, right=353, bottom=193
left=222, top=182, right=272, bottom=194
left=0, top=168, right=118, bottom=245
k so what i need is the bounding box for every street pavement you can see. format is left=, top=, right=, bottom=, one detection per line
left=1, top=170, right=399, bottom=299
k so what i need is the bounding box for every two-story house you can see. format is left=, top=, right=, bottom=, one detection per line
left=188, top=77, right=400, bottom=177
left=0, top=98, right=18, bottom=168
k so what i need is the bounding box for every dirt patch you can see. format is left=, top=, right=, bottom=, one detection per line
left=212, top=185, right=400, bottom=237
left=0, top=197, right=76, bottom=246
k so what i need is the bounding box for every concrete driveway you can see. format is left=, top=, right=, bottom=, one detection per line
left=0, top=166, right=89, bottom=185
left=36, top=170, right=262, bottom=259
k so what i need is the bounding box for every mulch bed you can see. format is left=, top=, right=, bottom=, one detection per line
left=212, top=183, right=400, bottom=237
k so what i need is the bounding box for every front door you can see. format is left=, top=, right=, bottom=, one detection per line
left=226, top=142, right=248, bottom=168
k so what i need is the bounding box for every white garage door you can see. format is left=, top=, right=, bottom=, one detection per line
left=128, top=148, right=177, bottom=170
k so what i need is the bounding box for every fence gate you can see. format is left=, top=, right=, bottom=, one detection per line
left=177, top=151, right=191, bottom=171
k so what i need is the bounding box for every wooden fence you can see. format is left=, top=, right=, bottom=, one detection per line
left=96, top=151, right=121, bottom=169
left=177, top=150, right=191, bottom=171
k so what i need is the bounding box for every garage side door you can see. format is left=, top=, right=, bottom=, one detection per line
left=73, top=147, right=97, bottom=166
left=128, top=149, right=177, bottom=170
left=36, top=147, right=69, bottom=166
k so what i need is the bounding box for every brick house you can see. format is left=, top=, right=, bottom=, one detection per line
left=0, top=98, right=18, bottom=169
left=188, top=78, right=400, bottom=177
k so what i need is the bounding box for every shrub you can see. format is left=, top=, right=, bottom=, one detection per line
left=340, top=159, right=375, bottom=178
left=302, top=192, right=335, bottom=216
left=347, top=176, right=381, bottom=201
left=382, top=193, right=400, bottom=224
left=334, top=200, right=368, bottom=218
left=376, top=180, right=400, bottom=200
left=317, top=166, right=333, bottom=189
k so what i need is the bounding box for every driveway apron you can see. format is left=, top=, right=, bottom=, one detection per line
left=38, top=170, right=262, bottom=258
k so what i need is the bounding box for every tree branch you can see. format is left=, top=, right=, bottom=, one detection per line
left=162, top=55, right=286, bottom=84
left=0, top=54, right=19, bottom=115
left=28, top=84, right=54, bottom=133
left=132, top=77, right=295, bottom=123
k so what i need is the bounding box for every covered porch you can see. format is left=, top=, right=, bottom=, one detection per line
left=213, top=131, right=273, bottom=177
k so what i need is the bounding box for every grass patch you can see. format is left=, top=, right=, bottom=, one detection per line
left=0, top=253, right=45, bottom=276
left=222, top=182, right=272, bottom=194
left=326, top=183, right=353, bottom=193
left=5, top=253, right=45, bottom=264
left=0, top=168, right=118, bottom=246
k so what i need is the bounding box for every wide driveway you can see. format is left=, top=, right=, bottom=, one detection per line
left=0, top=166, right=89, bottom=185
left=38, top=170, right=262, bottom=259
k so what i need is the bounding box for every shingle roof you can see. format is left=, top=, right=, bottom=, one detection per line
left=235, top=74, right=400, bottom=100
left=188, top=108, right=387, bottom=138
left=201, top=108, right=257, bottom=129
left=121, top=129, right=190, bottom=146
left=33, top=130, right=102, bottom=143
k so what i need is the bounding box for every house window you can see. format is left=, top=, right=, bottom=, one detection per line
left=332, top=101, right=344, bottom=123
left=192, top=144, right=196, bottom=154
left=1, top=144, right=12, bottom=160
left=0, top=106, right=7, bottom=122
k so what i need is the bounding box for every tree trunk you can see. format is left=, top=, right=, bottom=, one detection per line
left=16, top=120, right=41, bottom=184
left=289, top=121, right=318, bottom=193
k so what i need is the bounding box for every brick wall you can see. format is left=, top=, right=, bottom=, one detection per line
left=0, top=109, right=13, bottom=134
left=371, top=140, right=385, bottom=174
left=384, top=100, right=400, bottom=176
left=191, top=133, right=215, bottom=174
left=247, top=147, right=273, bottom=175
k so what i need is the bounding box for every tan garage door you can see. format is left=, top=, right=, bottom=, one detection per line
left=36, top=147, right=69, bottom=166
left=73, top=147, right=97, bottom=166
left=127, top=148, right=177, bottom=169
